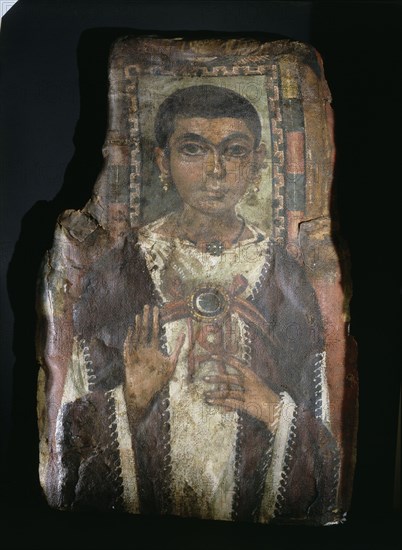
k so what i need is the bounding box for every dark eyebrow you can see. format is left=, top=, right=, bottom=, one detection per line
left=173, top=131, right=254, bottom=146
left=220, top=132, right=254, bottom=145
left=173, top=133, right=209, bottom=144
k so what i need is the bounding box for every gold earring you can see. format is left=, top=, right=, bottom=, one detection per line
left=252, top=173, right=261, bottom=193
left=159, top=173, right=169, bottom=192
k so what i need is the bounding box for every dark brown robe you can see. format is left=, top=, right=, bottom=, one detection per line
left=53, top=230, right=340, bottom=524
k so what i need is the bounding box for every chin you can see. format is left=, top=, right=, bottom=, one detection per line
left=193, top=197, right=238, bottom=214
left=195, top=201, right=234, bottom=216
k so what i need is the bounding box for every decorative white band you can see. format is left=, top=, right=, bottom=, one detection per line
left=313, top=351, right=331, bottom=429
left=259, top=391, right=297, bottom=522
left=111, top=385, right=140, bottom=513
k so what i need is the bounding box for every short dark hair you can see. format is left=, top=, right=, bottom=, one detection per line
left=154, top=85, right=262, bottom=149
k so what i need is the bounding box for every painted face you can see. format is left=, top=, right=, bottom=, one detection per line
left=158, top=117, right=263, bottom=216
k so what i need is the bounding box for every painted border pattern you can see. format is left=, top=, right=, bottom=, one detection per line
left=266, top=64, right=286, bottom=242
left=124, top=67, right=143, bottom=228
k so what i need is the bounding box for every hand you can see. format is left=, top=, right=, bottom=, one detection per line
left=203, top=355, right=281, bottom=432
left=123, top=305, right=185, bottom=422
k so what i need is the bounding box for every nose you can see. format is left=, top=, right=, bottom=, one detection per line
left=204, top=149, right=226, bottom=185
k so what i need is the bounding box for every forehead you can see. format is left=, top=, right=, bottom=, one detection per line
left=170, top=117, right=254, bottom=144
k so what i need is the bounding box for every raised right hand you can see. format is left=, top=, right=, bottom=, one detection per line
left=123, top=305, right=185, bottom=422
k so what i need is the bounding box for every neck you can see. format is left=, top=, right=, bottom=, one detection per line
left=178, top=205, right=242, bottom=244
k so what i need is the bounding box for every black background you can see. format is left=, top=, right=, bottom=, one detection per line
left=0, top=1, right=400, bottom=549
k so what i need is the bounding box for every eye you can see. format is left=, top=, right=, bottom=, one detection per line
left=223, top=144, right=251, bottom=158
left=179, top=142, right=206, bottom=156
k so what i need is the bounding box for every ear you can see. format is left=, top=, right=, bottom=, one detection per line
left=155, top=147, right=170, bottom=177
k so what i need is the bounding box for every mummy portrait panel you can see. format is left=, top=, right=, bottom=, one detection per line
left=36, top=37, right=357, bottom=525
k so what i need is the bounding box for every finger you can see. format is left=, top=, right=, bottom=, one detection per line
left=203, top=374, right=243, bottom=387
left=169, top=331, right=186, bottom=368
left=205, top=390, right=245, bottom=402
left=134, top=313, right=142, bottom=346
left=215, top=360, right=274, bottom=402
left=151, top=306, right=160, bottom=347
left=124, top=325, right=133, bottom=358
left=140, top=304, right=150, bottom=345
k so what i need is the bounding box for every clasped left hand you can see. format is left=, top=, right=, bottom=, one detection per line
left=203, top=354, right=281, bottom=432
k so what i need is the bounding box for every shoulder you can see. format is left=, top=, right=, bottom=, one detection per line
left=80, top=229, right=145, bottom=277
left=138, top=213, right=176, bottom=241
left=74, top=229, right=155, bottom=334
left=257, top=240, right=322, bottom=322
left=270, top=241, right=313, bottom=289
